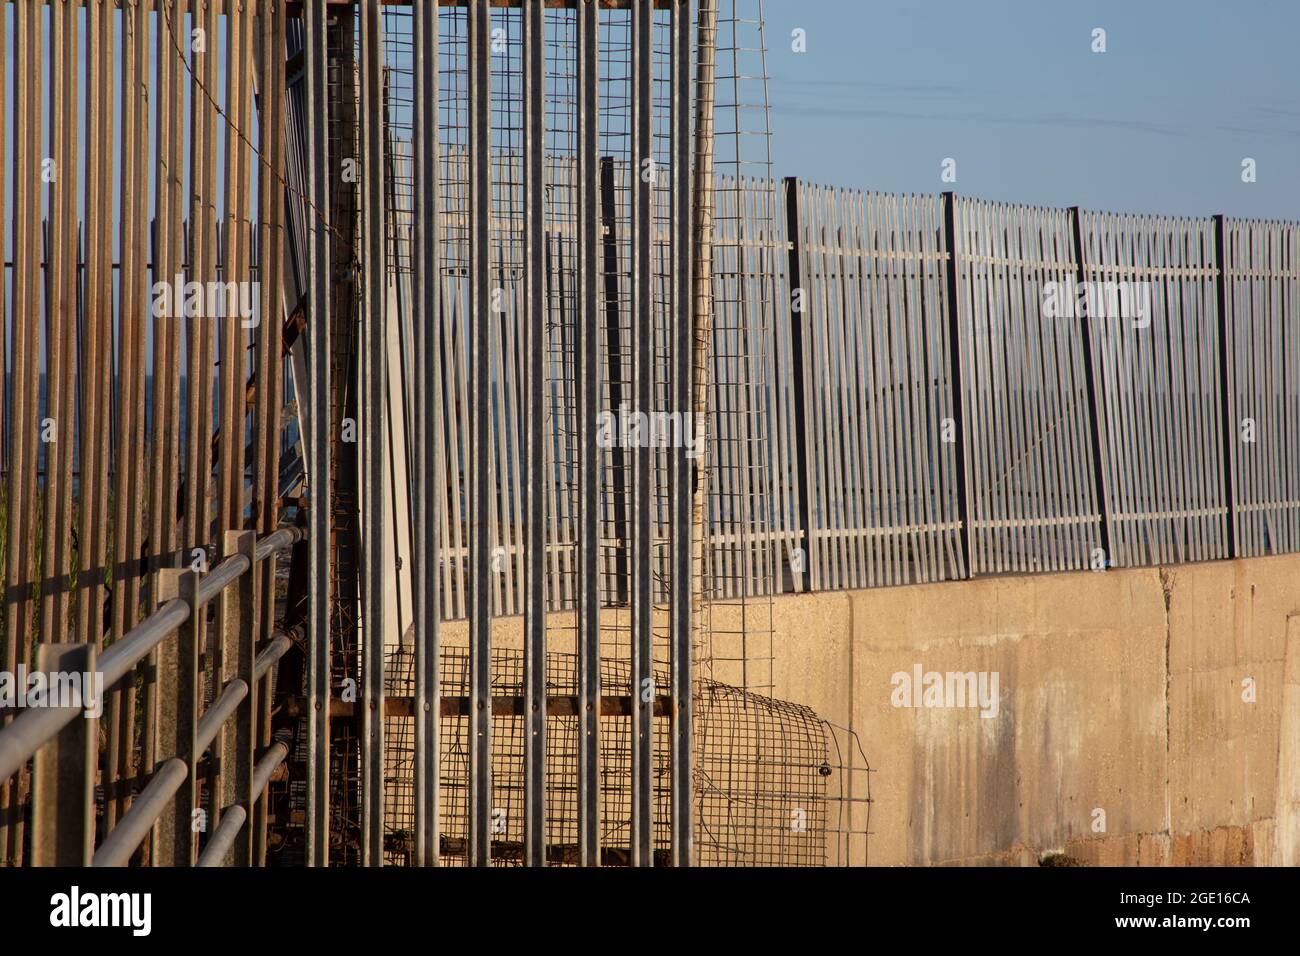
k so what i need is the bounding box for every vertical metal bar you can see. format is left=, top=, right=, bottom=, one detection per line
left=30, top=643, right=97, bottom=866
left=149, top=0, right=179, bottom=622
left=576, top=0, right=601, bottom=868
left=139, top=4, right=182, bottom=866
left=1069, top=206, right=1113, bottom=564
left=153, top=569, right=199, bottom=866
left=304, top=0, right=332, bottom=868
left=44, top=0, right=79, bottom=649
left=219, top=530, right=257, bottom=865
left=252, top=0, right=287, bottom=868
left=630, top=0, right=654, bottom=867
left=0, top=0, right=27, bottom=865
left=941, top=192, right=973, bottom=576
left=1213, top=214, right=1237, bottom=559
left=185, top=0, right=214, bottom=573
left=0, top=0, right=6, bottom=501
left=79, top=0, right=114, bottom=654
left=522, top=0, right=547, bottom=869
left=781, top=177, right=813, bottom=591
left=218, top=0, right=251, bottom=553
left=599, top=157, right=629, bottom=602
left=212, top=0, right=247, bottom=845
left=414, top=0, right=443, bottom=870
left=111, top=0, right=149, bottom=832
left=671, top=0, right=694, bottom=868
left=360, top=0, right=387, bottom=868
left=467, top=0, right=494, bottom=869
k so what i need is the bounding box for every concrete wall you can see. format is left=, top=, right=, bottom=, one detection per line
left=707, top=553, right=1300, bottom=866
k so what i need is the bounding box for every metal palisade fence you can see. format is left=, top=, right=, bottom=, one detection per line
left=398, top=175, right=1298, bottom=611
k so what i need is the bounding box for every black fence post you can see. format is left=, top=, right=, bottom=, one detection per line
left=940, top=191, right=973, bottom=577
left=1069, top=205, right=1113, bottom=568
left=599, top=156, right=629, bottom=602
left=782, top=176, right=814, bottom=591
left=1213, top=213, right=1237, bottom=559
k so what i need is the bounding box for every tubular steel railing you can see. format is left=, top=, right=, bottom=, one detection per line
left=0, top=527, right=305, bottom=867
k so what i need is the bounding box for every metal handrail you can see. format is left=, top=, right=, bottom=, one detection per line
left=0, top=526, right=305, bottom=865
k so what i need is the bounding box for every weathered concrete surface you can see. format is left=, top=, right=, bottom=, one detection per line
left=705, top=554, right=1300, bottom=866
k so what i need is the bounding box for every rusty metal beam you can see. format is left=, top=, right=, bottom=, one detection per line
left=252, top=0, right=288, bottom=869
left=42, top=0, right=80, bottom=650
left=77, top=0, right=117, bottom=659
left=285, top=695, right=678, bottom=719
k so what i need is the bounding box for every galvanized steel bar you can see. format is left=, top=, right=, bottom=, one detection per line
left=255, top=633, right=294, bottom=679
left=196, top=806, right=248, bottom=867
left=576, top=0, right=601, bottom=868
left=629, top=0, right=654, bottom=867
left=467, top=0, right=494, bottom=868
left=522, top=0, right=548, bottom=869
left=670, top=0, right=694, bottom=868
left=254, top=528, right=304, bottom=562
left=413, top=0, right=444, bottom=868
left=360, top=0, right=388, bottom=869
left=304, top=0, right=333, bottom=868
left=0, top=600, right=187, bottom=785
left=91, top=759, right=188, bottom=868
left=412, top=0, right=443, bottom=870
left=197, top=680, right=251, bottom=756
left=253, top=741, right=291, bottom=795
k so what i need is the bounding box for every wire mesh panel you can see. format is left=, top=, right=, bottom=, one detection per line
left=1080, top=211, right=1229, bottom=567
left=694, top=681, right=837, bottom=866
left=383, top=646, right=674, bottom=866
left=1222, top=218, right=1300, bottom=557
left=703, top=0, right=780, bottom=699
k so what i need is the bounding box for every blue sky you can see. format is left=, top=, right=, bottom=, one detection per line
left=765, top=0, right=1300, bottom=218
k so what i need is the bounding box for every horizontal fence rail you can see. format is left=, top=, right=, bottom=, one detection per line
left=0, top=528, right=304, bottom=866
